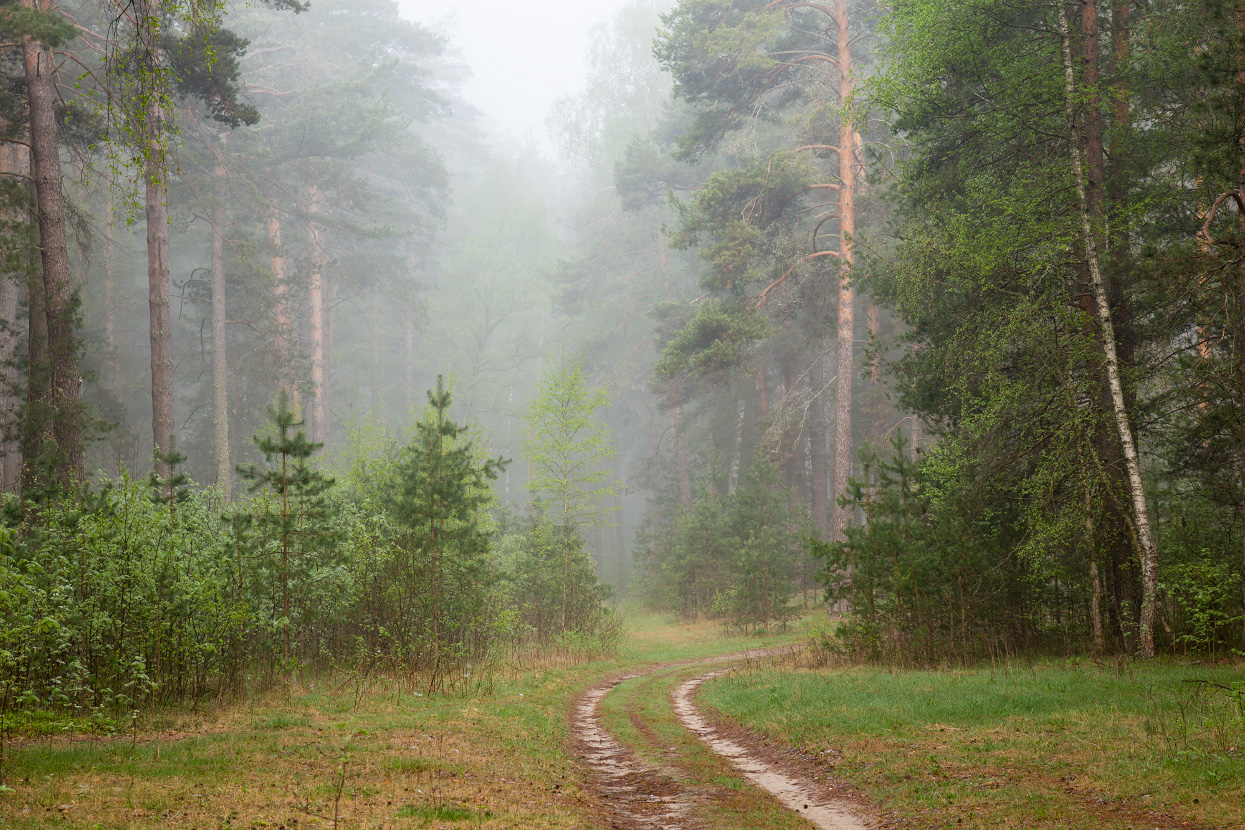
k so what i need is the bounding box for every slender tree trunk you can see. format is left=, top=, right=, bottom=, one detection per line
left=326, top=281, right=337, bottom=427
left=1106, top=0, right=1139, bottom=642
left=1059, top=5, right=1159, bottom=658
left=729, top=396, right=744, bottom=495
left=1233, top=4, right=1245, bottom=652
left=672, top=405, right=692, bottom=510
left=405, top=315, right=416, bottom=412
left=369, top=293, right=382, bottom=423
left=808, top=353, right=829, bottom=536
left=24, top=23, right=82, bottom=485
left=405, top=244, right=418, bottom=414
left=781, top=356, right=803, bottom=511
left=831, top=0, right=858, bottom=541
left=137, top=0, right=176, bottom=480
left=0, top=269, right=19, bottom=492
left=868, top=304, right=884, bottom=439
left=1085, top=478, right=1105, bottom=652
left=0, top=144, right=23, bottom=492
left=211, top=150, right=231, bottom=500
left=307, top=186, right=328, bottom=446
left=104, top=193, right=119, bottom=395
left=758, top=366, right=769, bottom=416
left=268, top=208, right=294, bottom=402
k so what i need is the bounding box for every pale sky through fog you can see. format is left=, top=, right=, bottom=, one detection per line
left=397, top=0, right=637, bottom=149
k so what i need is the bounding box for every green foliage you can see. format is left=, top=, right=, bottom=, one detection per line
left=813, top=435, right=1038, bottom=664
left=654, top=300, right=771, bottom=378
left=238, top=391, right=337, bottom=664
left=148, top=435, right=191, bottom=510
left=169, top=25, right=261, bottom=128
left=385, top=376, right=507, bottom=683
left=0, top=5, right=77, bottom=48
left=637, top=462, right=805, bottom=631
left=523, top=358, right=618, bottom=633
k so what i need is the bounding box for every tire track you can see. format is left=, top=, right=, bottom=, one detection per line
left=674, top=669, right=867, bottom=830
left=571, top=650, right=869, bottom=830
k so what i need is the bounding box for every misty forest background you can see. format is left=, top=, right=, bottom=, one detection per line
left=1, top=0, right=1245, bottom=723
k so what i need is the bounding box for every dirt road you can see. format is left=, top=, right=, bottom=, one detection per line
left=571, top=651, right=870, bottom=829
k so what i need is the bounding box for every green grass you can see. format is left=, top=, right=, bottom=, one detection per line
left=0, top=609, right=798, bottom=829
left=700, top=657, right=1245, bottom=829
left=396, top=802, right=487, bottom=822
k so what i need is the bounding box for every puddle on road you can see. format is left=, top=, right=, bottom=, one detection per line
left=673, top=670, right=867, bottom=830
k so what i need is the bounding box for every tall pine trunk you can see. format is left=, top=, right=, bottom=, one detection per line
left=808, top=353, right=829, bottom=535
left=24, top=18, right=82, bottom=485
left=0, top=144, right=23, bottom=492
left=211, top=150, right=231, bottom=499
left=268, top=208, right=294, bottom=401
left=307, top=186, right=328, bottom=445
left=23, top=249, right=49, bottom=492
left=1235, top=4, right=1245, bottom=651
left=830, top=0, right=857, bottom=541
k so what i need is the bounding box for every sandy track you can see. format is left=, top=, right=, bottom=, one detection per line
left=571, top=650, right=869, bottom=830
left=673, top=669, right=867, bottom=830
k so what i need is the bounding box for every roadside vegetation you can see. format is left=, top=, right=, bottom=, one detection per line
left=0, top=363, right=622, bottom=782
left=701, top=645, right=1245, bottom=829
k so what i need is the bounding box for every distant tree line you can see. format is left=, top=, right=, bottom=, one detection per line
left=0, top=366, right=618, bottom=745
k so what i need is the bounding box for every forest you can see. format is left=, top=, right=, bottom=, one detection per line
left=0, top=0, right=1243, bottom=825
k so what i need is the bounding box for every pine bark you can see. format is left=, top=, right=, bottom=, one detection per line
left=0, top=144, right=23, bottom=492
left=23, top=248, right=49, bottom=492
left=24, top=20, right=82, bottom=485
left=211, top=151, right=231, bottom=500
left=138, top=0, right=176, bottom=479
left=830, top=0, right=857, bottom=541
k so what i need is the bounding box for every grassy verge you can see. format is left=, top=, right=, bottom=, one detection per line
left=0, top=610, right=788, bottom=829
left=700, top=655, right=1245, bottom=829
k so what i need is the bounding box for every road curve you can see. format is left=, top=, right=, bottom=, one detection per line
left=673, top=668, right=867, bottom=830
left=571, top=650, right=869, bottom=830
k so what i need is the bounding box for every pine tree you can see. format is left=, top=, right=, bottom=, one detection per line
left=237, top=389, right=334, bottom=666
left=390, top=375, right=506, bottom=691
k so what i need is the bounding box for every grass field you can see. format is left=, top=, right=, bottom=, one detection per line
left=0, top=611, right=794, bottom=830
left=700, top=654, right=1245, bottom=829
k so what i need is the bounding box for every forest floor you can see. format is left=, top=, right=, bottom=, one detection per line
left=1, top=615, right=1242, bottom=829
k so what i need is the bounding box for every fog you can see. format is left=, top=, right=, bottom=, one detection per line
left=5, top=0, right=1229, bottom=675
left=396, top=0, right=636, bottom=148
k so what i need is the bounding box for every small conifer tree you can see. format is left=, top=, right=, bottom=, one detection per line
left=237, top=389, right=335, bottom=666
left=391, top=375, right=506, bottom=691
left=148, top=435, right=191, bottom=514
